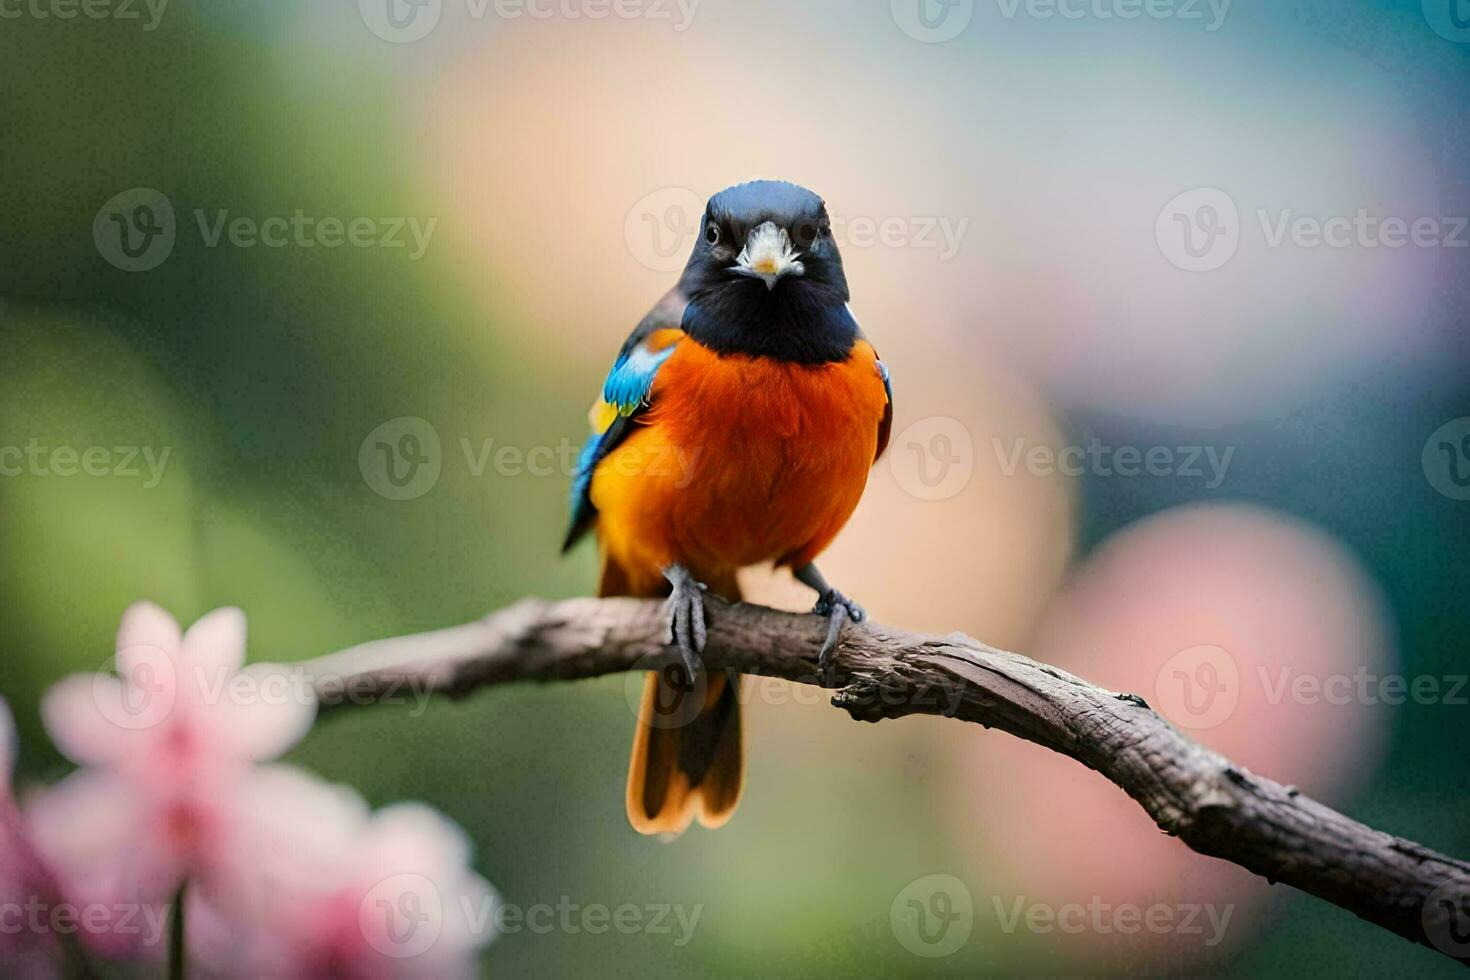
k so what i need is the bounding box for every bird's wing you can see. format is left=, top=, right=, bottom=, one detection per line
left=562, top=289, right=688, bottom=553
left=874, top=354, right=893, bottom=462
left=855, top=319, right=893, bottom=463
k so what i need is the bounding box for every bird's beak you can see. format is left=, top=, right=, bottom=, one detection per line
left=731, top=221, right=805, bottom=290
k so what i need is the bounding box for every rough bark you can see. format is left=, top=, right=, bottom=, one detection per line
left=298, top=596, right=1470, bottom=966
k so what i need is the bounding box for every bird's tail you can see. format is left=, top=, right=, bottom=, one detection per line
left=601, top=554, right=745, bottom=836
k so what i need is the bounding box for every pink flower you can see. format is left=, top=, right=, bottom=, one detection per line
left=0, top=698, right=61, bottom=978
left=188, top=768, right=496, bottom=979
left=27, top=603, right=316, bottom=958
left=19, top=600, right=498, bottom=975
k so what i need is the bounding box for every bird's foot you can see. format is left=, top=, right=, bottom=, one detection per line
left=662, top=564, right=708, bottom=677
left=813, top=589, right=865, bottom=681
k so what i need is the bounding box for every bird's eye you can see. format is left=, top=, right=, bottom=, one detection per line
left=793, top=218, right=824, bottom=248
left=704, top=223, right=721, bottom=245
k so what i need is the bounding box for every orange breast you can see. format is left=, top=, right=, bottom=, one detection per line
left=590, top=339, right=888, bottom=591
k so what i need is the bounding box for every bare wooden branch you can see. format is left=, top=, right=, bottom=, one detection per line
left=298, top=596, right=1470, bottom=966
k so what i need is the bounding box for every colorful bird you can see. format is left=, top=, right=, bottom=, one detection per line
left=564, top=180, right=892, bottom=835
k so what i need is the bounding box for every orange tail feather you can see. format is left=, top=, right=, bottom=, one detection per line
left=602, top=555, right=744, bottom=836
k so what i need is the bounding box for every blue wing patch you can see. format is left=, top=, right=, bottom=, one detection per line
left=562, top=333, right=682, bottom=552
left=602, top=343, right=677, bottom=416
left=567, top=437, right=602, bottom=525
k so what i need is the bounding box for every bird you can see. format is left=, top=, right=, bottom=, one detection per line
left=563, top=180, right=893, bottom=836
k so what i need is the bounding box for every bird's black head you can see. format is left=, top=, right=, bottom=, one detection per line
left=677, top=180, right=857, bottom=364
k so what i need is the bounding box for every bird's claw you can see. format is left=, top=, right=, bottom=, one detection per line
left=662, top=570, right=707, bottom=677
left=814, top=589, right=864, bottom=681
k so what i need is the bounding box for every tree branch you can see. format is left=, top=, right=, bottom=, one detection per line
left=298, top=596, right=1470, bottom=966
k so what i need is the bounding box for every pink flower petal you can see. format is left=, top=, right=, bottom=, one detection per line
left=185, top=771, right=497, bottom=978
left=186, top=881, right=291, bottom=978
left=182, top=607, right=247, bottom=675
left=363, top=804, right=474, bottom=879
left=39, top=674, right=165, bottom=768
left=204, top=664, right=317, bottom=762
left=26, top=769, right=156, bottom=892
left=26, top=771, right=182, bottom=960
left=116, top=601, right=181, bottom=674
left=223, top=765, right=368, bottom=899
left=190, top=766, right=371, bottom=975
left=353, top=803, right=497, bottom=971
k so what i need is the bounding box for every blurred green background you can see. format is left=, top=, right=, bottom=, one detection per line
left=2, top=0, right=1468, bottom=976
